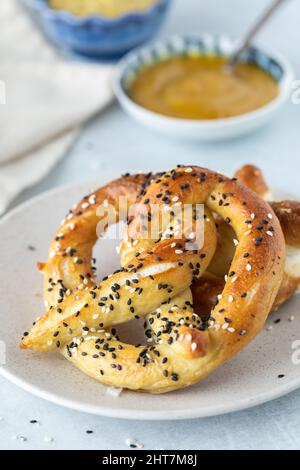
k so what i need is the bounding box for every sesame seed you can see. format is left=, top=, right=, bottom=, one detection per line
left=88, top=195, right=96, bottom=205
left=106, top=387, right=123, bottom=397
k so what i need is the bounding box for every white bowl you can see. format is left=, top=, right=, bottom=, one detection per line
left=114, top=34, right=294, bottom=141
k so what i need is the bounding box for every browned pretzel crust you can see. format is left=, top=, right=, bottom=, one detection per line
left=234, top=164, right=271, bottom=199
left=191, top=273, right=225, bottom=319
left=271, top=201, right=300, bottom=248
left=37, top=174, right=151, bottom=308
left=21, top=166, right=285, bottom=393
left=196, top=166, right=300, bottom=318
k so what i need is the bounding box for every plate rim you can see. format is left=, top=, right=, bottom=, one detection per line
left=1, top=363, right=300, bottom=420
left=0, top=177, right=299, bottom=420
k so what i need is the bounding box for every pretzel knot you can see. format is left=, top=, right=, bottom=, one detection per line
left=21, top=166, right=285, bottom=394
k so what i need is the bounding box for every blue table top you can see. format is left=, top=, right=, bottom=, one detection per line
left=1, top=0, right=300, bottom=450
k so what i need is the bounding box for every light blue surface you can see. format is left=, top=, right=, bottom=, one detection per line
left=1, top=0, right=300, bottom=450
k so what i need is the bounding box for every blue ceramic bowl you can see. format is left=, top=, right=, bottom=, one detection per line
left=22, top=0, right=171, bottom=60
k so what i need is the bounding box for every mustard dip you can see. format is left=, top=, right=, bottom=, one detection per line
left=50, top=0, right=156, bottom=18
left=128, top=56, right=279, bottom=120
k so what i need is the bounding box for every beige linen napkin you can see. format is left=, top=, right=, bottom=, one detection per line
left=0, top=0, right=114, bottom=214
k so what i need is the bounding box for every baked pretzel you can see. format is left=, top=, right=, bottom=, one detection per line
left=232, top=165, right=300, bottom=310
left=234, top=164, right=272, bottom=200
left=196, top=165, right=300, bottom=317
left=21, top=166, right=285, bottom=393
left=266, top=200, right=300, bottom=310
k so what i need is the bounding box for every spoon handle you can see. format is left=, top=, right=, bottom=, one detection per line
left=228, top=0, right=289, bottom=69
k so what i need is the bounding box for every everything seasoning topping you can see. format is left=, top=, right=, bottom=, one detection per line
left=23, top=165, right=283, bottom=395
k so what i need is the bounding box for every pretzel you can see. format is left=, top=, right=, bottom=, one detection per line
left=232, top=165, right=300, bottom=310
left=268, top=200, right=300, bottom=309
left=195, top=165, right=300, bottom=317
left=234, top=164, right=272, bottom=200
left=21, top=166, right=285, bottom=393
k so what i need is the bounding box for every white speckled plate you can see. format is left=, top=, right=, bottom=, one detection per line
left=0, top=175, right=300, bottom=420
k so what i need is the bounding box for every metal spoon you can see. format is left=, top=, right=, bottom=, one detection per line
left=226, top=0, right=289, bottom=72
